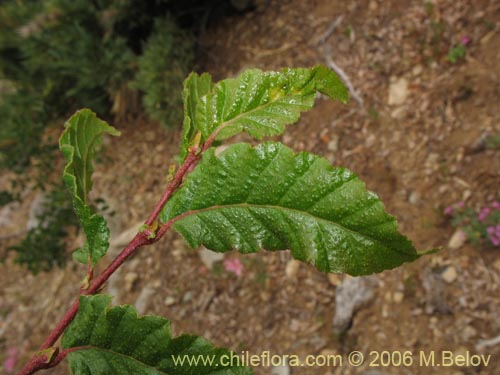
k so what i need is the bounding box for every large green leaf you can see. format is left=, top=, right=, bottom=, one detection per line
left=180, top=65, right=347, bottom=159
left=59, top=109, right=120, bottom=266
left=161, top=142, right=420, bottom=276
left=62, top=295, right=252, bottom=375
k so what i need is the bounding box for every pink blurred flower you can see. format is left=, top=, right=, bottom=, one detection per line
left=224, top=258, right=243, bottom=276
left=478, top=207, right=490, bottom=221
left=492, top=201, right=500, bottom=210
left=444, top=205, right=454, bottom=215
left=491, top=236, right=500, bottom=247
left=457, top=201, right=465, bottom=208
left=3, top=347, right=18, bottom=374
left=460, top=35, right=471, bottom=46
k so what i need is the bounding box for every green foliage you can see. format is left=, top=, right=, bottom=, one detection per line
left=446, top=201, right=500, bottom=248
left=485, top=134, right=500, bottom=150
left=0, top=0, right=196, bottom=174
left=59, top=109, right=120, bottom=266
left=447, top=44, right=466, bottom=63
left=19, top=66, right=429, bottom=374
left=180, top=65, right=347, bottom=160
left=0, top=89, right=46, bottom=172
left=0, top=0, right=197, bottom=273
left=8, top=185, right=78, bottom=274
left=162, top=142, right=419, bottom=276
left=133, top=18, right=195, bottom=127
left=0, top=190, right=15, bottom=207
left=62, top=295, right=251, bottom=374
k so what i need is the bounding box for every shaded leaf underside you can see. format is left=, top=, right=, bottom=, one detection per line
left=59, top=109, right=120, bottom=265
left=162, top=142, right=419, bottom=276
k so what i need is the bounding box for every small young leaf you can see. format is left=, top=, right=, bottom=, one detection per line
left=180, top=66, right=347, bottom=158
left=62, top=295, right=252, bottom=375
left=59, top=109, right=120, bottom=266
left=180, top=72, right=213, bottom=161
left=161, top=142, right=420, bottom=276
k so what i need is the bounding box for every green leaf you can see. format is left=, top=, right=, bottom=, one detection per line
left=59, top=109, right=120, bottom=266
left=180, top=66, right=347, bottom=157
left=161, top=142, right=420, bottom=276
left=180, top=72, right=213, bottom=161
left=62, top=295, right=252, bottom=375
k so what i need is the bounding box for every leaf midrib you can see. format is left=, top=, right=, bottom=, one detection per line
left=170, top=203, right=414, bottom=256
left=69, top=346, right=169, bottom=375
left=208, top=92, right=313, bottom=140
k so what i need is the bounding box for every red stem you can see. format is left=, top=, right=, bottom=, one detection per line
left=144, top=152, right=199, bottom=226
left=17, top=147, right=205, bottom=375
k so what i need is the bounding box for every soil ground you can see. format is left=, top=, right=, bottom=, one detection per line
left=1, top=0, right=500, bottom=374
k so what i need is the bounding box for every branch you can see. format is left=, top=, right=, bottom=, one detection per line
left=319, top=16, right=364, bottom=110
left=17, top=148, right=203, bottom=375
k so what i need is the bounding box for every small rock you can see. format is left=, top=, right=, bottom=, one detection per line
left=327, top=135, right=339, bottom=152
left=412, top=65, right=423, bottom=76
left=199, top=247, right=224, bottom=270
left=182, top=291, right=193, bottom=303
left=285, top=259, right=300, bottom=279
left=333, top=276, right=376, bottom=333
left=390, top=106, right=407, bottom=119
left=393, top=291, right=404, bottom=303
left=423, top=267, right=451, bottom=314
left=460, top=325, right=477, bottom=341
left=327, top=274, right=342, bottom=286
left=365, top=133, right=376, bottom=148
left=270, top=361, right=290, bottom=375
left=442, top=266, right=458, bottom=283
left=448, top=229, right=466, bottom=250
left=164, top=296, right=176, bottom=306
left=408, top=191, right=420, bottom=205
left=124, top=272, right=138, bottom=292
left=388, top=77, right=409, bottom=106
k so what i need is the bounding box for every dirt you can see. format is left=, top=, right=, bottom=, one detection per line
left=1, top=0, right=500, bottom=374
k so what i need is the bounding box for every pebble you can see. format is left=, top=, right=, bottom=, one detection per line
left=333, top=276, right=376, bottom=333
left=393, top=291, right=404, bottom=303
left=408, top=191, right=420, bottom=205
left=327, top=135, right=339, bottom=152
left=270, top=363, right=290, bottom=375
left=442, top=266, right=458, bottom=283
left=412, top=65, right=423, bottom=76
left=164, top=296, right=176, bottom=306
left=199, top=247, right=224, bottom=270
left=285, top=259, right=300, bottom=279
left=448, top=230, right=466, bottom=250
left=327, top=274, right=342, bottom=286
left=460, top=325, right=477, bottom=341
left=388, top=77, right=409, bottom=106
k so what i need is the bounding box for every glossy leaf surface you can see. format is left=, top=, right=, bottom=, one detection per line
left=180, top=65, right=347, bottom=158
left=162, top=142, right=419, bottom=276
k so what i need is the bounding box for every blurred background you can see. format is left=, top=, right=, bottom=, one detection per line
left=1, top=0, right=499, bottom=374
